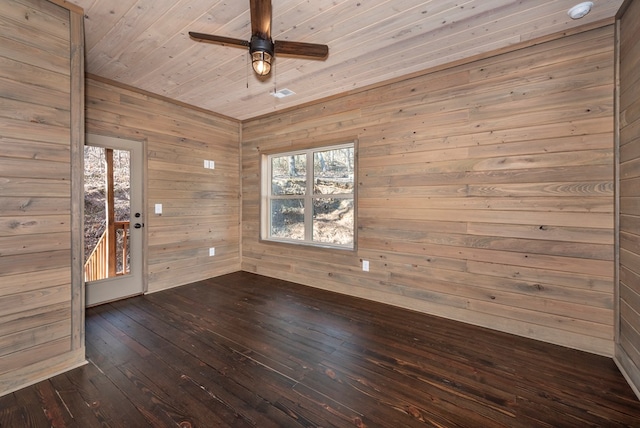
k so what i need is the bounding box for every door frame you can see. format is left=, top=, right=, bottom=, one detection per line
left=84, top=133, right=147, bottom=306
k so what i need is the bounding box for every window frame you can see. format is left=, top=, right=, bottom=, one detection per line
left=260, top=141, right=356, bottom=250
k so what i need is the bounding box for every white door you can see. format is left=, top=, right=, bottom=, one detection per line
left=84, top=134, right=144, bottom=306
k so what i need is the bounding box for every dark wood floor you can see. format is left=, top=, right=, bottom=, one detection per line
left=2, top=272, right=640, bottom=427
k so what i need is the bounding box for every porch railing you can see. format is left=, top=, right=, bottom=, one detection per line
left=84, top=221, right=130, bottom=282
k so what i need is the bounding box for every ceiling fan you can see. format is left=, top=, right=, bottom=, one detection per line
left=189, top=0, right=329, bottom=77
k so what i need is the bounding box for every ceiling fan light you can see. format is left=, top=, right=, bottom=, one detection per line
left=252, top=50, right=272, bottom=76
left=250, top=36, right=274, bottom=76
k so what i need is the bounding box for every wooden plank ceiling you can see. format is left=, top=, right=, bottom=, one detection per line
left=66, top=0, right=623, bottom=120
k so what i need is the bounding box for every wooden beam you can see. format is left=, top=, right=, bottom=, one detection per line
left=105, top=148, right=116, bottom=278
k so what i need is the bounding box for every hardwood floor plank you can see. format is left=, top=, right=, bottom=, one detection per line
left=110, top=287, right=410, bottom=427
left=0, top=393, right=30, bottom=428
left=34, top=380, right=74, bottom=427
left=153, top=288, right=342, bottom=378
left=320, top=346, right=517, bottom=426
left=46, top=371, right=110, bottom=428
left=119, top=356, right=233, bottom=428
left=101, top=299, right=308, bottom=427
left=103, top=362, right=197, bottom=427
left=0, top=406, right=29, bottom=428
left=64, top=361, right=151, bottom=427
left=6, top=271, right=640, bottom=427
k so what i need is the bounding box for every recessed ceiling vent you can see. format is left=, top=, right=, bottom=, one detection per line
left=272, top=88, right=296, bottom=98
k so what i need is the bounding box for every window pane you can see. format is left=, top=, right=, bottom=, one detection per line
left=84, top=146, right=131, bottom=279
left=314, top=148, right=354, bottom=194
left=271, top=154, right=306, bottom=195
left=313, top=198, right=354, bottom=246
left=271, top=199, right=305, bottom=240
left=113, top=149, right=131, bottom=275
left=263, top=143, right=355, bottom=249
left=112, top=149, right=131, bottom=223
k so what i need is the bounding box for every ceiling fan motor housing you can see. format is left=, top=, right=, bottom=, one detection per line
left=250, top=36, right=274, bottom=56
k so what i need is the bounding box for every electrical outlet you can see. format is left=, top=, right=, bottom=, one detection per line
left=362, top=260, right=369, bottom=272
left=209, top=247, right=215, bottom=256
left=154, top=203, right=162, bottom=215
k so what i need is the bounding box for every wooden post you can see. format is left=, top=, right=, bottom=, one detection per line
left=70, top=5, right=86, bottom=358
left=105, top=148, right=116, bottom=278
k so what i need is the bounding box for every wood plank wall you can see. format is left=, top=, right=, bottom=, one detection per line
left=85, top=77, right=241, bottom=293
left=617, top=0, right=640, bottom=396
left=242, top=26, right=616, bottom=356
left=0, top=0, right=85, bottom=396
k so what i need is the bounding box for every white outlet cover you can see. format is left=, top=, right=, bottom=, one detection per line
left=209, top=247, right=215, bottom=256
left=362, top=260, right=369, bottom=271
left=154, top=203, right=162, bottom=214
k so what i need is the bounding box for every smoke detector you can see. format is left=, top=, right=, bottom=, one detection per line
left=568, top=2, right=593, bottom=19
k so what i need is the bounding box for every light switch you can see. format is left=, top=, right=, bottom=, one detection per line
left=362, top=260, right=369, bottom=272
left=154, top=203, right=162, bottom=214
left=209, top=247, right=216, bottom=256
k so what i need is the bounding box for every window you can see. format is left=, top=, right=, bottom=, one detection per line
left=262, top=142, right=355, bottom=249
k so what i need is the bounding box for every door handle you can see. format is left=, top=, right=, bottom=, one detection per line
left=134, top=223, right=143, bottom=229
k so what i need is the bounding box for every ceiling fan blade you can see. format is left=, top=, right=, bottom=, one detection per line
left=189, top=32, right=250, bottom=49
left=250, top=0, right=271, bottom=39
left=274, top=40, right=329, bottom=60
